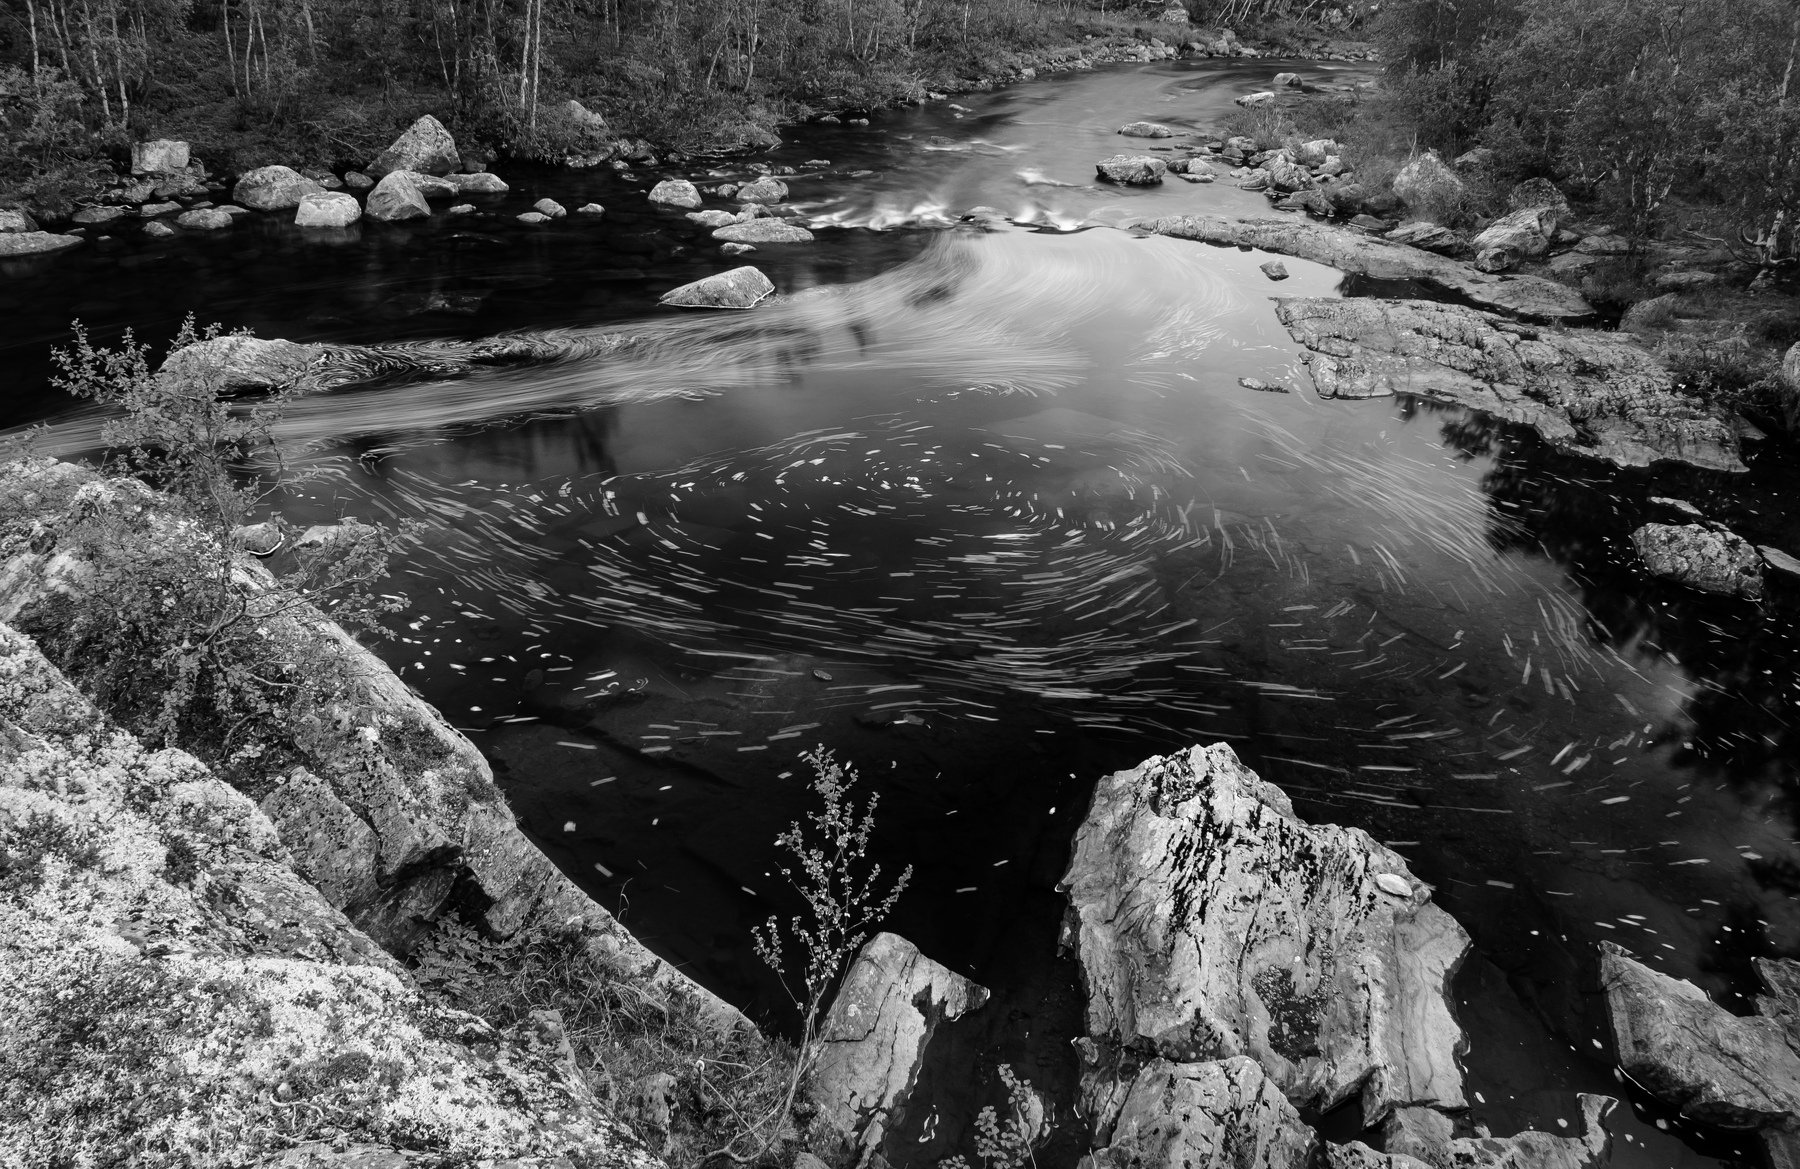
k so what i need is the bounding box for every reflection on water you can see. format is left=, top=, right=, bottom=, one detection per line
left=3, top=55, right=1791, bottom=1169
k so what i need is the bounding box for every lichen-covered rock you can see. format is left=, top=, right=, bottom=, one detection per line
left=1097, top=155, right=1168, bottom=185
left=294, top=191, right=361, bottom=229
left=1139, top=215, right=1591, bottom=320
left=811, top=932, right=989, bottom=1158
left=159, top=335, right=326, bottom=392
left=1631, top=523, right=1763, bottom=598
left=366, top=115, right=460, bottom=179
left=0, top=622, right=665, bottom=1169
left=659, top=265, right=775, bottom=309
left=1471, top=206, right=1561, bottom=272
left=234, top=165, right=326, bottom=212
left=648, top=179, right=703, bottom=209
left=1119, top=121, right=1175, bottom=137
left=448, top=172, right=508, bottom=194
left=176, top=208, right=234, bottom=230
left=1392, top=151, right=1465, bottom=212
left=131, top=139, right=190, bottom=174
left=1059, top=744, right=1470, bottom=1120
left=712, top=219, right=814, bottom=243
left=1084, top=1057, right=1317, bottom=1169
left=366, top=171, right=431, bottom=222
left=1601, top=943, right=1800, bottom=1128
left=1272, top=298, right=1744, bottom=473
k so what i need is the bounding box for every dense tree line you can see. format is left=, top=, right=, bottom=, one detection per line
left=1374, top=0, right=1800, bottom=260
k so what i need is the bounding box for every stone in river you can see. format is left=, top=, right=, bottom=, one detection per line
left=343, top=171, right=374, bottom=191
left=232, top=165, right=324, bottom=211
left=1118, top=121, right=1175, bottom=137
left=1631, top=522, right=1763, bottom=598
left=449, top=172, right=508, bottom=194
left=734, top=176, right=789, bottom=203
left=721, top=242, right=755, bottom=255
left=131, top=138, right=189, bottom=174
left=365, top=171, right=431, bottom=222
left=142, top=221, right=177, bottom=240
left=576, top=203, right=605, bottom=215
left=533, top=198, right=567, bottom=219
left=160, top=335, right=325, bottom=391
left=72, top=206, right=129, bottom=225
left=517, top=211, right=550, bottom=224
left=1259, top=260, right=1289, bottom=280
left=648, top=179, right=703, bottom=209
left=174, top=208, right=233, bottom=230
left=712, top=219, right=814, bottom=243
left=687, top=209, right=739, bottom=229
left=294, top=191, right=361, bottom=228
left=658, top=266, right=775, bottom=310
left=0, top=209, right=38, bottom=233
left=138, top=202, right=181, bottom=217
left=446, top=203, right=476, bottom=216
left=0, top=231, right=81, bottom=255
left=366, top=114, right=460, bottom=178
left=1059, top=743, right=1470, bottom=1118
left=1096, top=155, right=1167, bottom=185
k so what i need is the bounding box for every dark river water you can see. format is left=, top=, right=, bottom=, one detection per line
left=6, top=54, right=1797, bottom=1169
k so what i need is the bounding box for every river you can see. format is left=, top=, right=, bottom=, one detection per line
left=3, top=53, right=1793, bottom=1169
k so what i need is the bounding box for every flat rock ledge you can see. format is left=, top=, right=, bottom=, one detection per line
left=0, top=621, right=665, bottom=1168
left=1137, top=215, right=1594, bottom=321
left=1273, top=298, right=1744, bottom=473
left=810, top=932, right=989, bottom=1161
left=1061, top=744, right=1619, bottom=1169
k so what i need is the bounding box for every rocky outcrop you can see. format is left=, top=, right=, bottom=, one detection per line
left=0, top=460, right=740, bottom=1027
left=1138, top=215, right=1593, bottom=320
left=0, top=621, right=665, bottom=1168
left=366, top=115, right=460, bottom=179
left=1630, top=523, right=1764, bottom=598
left=1375, top=1096, right=1616, bottom=1169
left=658, top=265, right=775, bottom=309
left=1060, top=743, right=1470, bottom=1119
left=1272, top=298, right=1745, bottom=472
left=1600, top=944, right=1800, bottom=1128
left=131, top=138, right=190, bottom=174
left=713, top=219, right=814, bottom=243
left=1780, top=341, right=1800, bottom=431
left=160, top=335, right=327, bottom=391
left=1086, top=1057, right=1317, bottom=1169
left=811, top=932, right=989, bottom=1161
left=1097, top=155, right=1168, bottom=185
left=294, top=191, right=361, bottom=228
left=234, top=165, right=326, bottom=211
left=648, top=179, right=703, bottom=209
left=0, top=231, right=80, bottom=256
left=367, top=171, right=431, bottom=222
left=1471, top=206, right=1561, bottom=272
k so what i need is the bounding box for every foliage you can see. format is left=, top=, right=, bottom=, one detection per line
left=413, top=914, right=799, bottom=1166
left=37, top=317, right=408, bottom=755
left=940, top=1064, right=1041, bottom=1169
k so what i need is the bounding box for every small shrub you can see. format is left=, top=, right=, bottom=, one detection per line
left=941, top=1064, right=1042, bottom=1169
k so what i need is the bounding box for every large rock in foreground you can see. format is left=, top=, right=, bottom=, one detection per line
left=366, top=114, right=460, bottom=179
left=1060, top=744, right=1470, bottom=1120
left=1273, top=297, right=1745, bottom=473
left=366, top=171, right=431, bottom=222
left=233, top=165, right=325, bottom=211
left=1631, top=523, right=1763, bottom=599
left=1138, top=215, right=1593, bottom=320
left=0, top=622, right=665, bottom=1168
left=658, top=265, right=775, bottom=309
left=811, top=932, right=988, bottom=1159
left=1097, top=155, right=1167, bottom=185
left=1600, top=943, right=1800, bottom=1128
left=160, top=335, right=327, bottom=391
left=294, top=191, right=361, bottom=228
left=1087, top=1057, right=1317, bottom=1169
left=0, top=231, right=81, bottom=256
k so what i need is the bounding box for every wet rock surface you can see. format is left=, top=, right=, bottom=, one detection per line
left=0, top=231, right=81, bottom=256
left=1137, top=215, right=1593, bottom=320
left=160, top=335, right=327, bottom=390
left=658, top=265, right=775, bottom=309
left=1272, top=297, right=1745, bottom=472
left=1631, top=523, right=1764, bottom=599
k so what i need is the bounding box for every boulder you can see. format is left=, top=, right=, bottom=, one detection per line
left=366, top=171, right=431, bottom=222
left=1575, top=234, right=1631, bottom=255
left=533, top=198, right=567, bottom=219
left=72, top=205, right=130, bottom=225
left=1274, top=72, right=1303, bottom=87
left=1507, top=177, right=1569, bottom=216
left=1260, top=260, right=1289, bottom=280
left=1454, top=147, right=1495, bottom=171
left=564, top=98, right=608, bottom=134
left=686, top=210, right=740, bottom=229
left=233, top=165, right=325, bottom=212
left=448, top=172, right=508, bottom=194
left=648, top=179, right=704, bottom=209
left=658, top=265, right=775, bottom=309
left=517, top=212, right=550, bottom=224
left=138, top=201, right=181, bottom=217
left=734, top=176, right=789, bottom=203
left=1273, top=297, right=1745, bottom=472
left=1236, top=91, right=1276, bottom=108
left=1385, top=221, right=1461, bottom=254
left=1138, top=215, right=1592, bottom=319
left=711, top=219, right=814, bottom=243
left=131, top=138, right=190, bottom=174
left=142, top=220, right=177, bottom=239
left=0, top=208, right=39, bottom=233
left=1119, top=121, right=1176, bottom=138
left=576, top=203, right=605, bottom=215
left=1266, top=158, right=1313, bottom=193
left=721, top=242, right=755, bottom=255
left=1392, top=151, right=1465, bottom=213
left=174, top=208, right=234, bottom=230
left=1600, top=943, right=1800, bottom=1127
left=343, top=171, right=374, bottom=191
left=1097, top=155, right=1167, bottom=185
left=811, top=933, right=988, bottom=1158
left=1619, top=293, right=1680, bottom=333
left=1630, top=523, right=1764, bottom=599
left=405, top=172, right=458, bottom=199
left=1086, top=1057, right=1317, bottom=1169
left=1059, top=744, right=1470, bottom=1118
left=366, top=114, right=459, bottom=179
left=160, top=335, right=326, bottom=391
left=233, top=522, right=286, bottom=556
left=1780, top=342, right=1800, bottom=432
left=1470, top=206, right=1560, bottom=272
left=1376, top=1096, right=1617, bottom=1169
left=1293, top=138, right=1336, bottom=167
left=294, top=191, right=361, bottom=228
left=0, top=230, right=81, bottom=255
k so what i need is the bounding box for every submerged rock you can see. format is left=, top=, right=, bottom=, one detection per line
left=233, top=165, right=325, bottom=211
left=1060, top=743, right=1470, bottom=1118
left=1139, top=215, right=1591, bottom=319
left=811, top=932, right=989, bottom=1159
left=658, top=265, right=775, bottom=309
left=1273, top=298, right=1744, bottom=472
left=1096, top=155, right=1167, bottom=185
left=366, top=114, right=460, bottom=179
left=1600, top=943, right=1800, bottom=1127
left=1630, top=523, right=1764, bottom=598
left=712, top=219, right=814, bottom=243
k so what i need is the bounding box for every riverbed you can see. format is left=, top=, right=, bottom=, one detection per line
left=3, top=53, right=1793, bottom=1169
